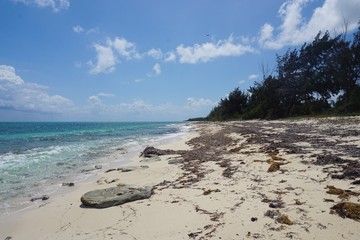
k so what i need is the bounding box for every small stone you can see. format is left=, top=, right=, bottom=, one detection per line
left=251, top=217, right=258, bottom=222
left=95, top=165, right=102, bottom=169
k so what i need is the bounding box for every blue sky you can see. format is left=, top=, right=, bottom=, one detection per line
left=0, top=0, right=359, bottom=121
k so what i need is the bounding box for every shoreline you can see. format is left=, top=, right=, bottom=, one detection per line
left=1, top=117, right=359, bottom=239
left=0, top=122, right=192, bottom=216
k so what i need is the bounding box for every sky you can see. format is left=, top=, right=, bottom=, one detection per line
left=0, top=0, right=360, bottom=121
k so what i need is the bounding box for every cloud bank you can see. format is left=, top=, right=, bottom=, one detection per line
left=0, top=65, right=74, bottom=113
left=14, top=0, right=70, bottom=12
left=259, top=0, right=360, bottom=49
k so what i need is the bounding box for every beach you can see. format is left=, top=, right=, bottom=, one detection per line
left=1, top=117, right=360, bottom=240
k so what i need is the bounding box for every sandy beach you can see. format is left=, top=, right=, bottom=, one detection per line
left=1, top=117, right=360, bottom=240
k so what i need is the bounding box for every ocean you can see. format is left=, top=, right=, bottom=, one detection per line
left=0, top=122, right=189, bottom=213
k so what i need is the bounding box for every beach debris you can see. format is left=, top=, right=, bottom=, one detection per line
left=325, top=185, right=359, bottom=199
left=30, top=195, right=49, bottom=202
left=313, top=154, right=350, bottom=165
left=80, top=185, right=153, bottom=208
left=269, top=200, right=285, bottom=209
left=351, top=180, right=360, bottom=185
left=62, top=182, right=75, bottom=187
left=276, top=214, right=294, bottom=225
left=332, top=162, right=360, bottom=180
left=203, top=189, right=220, bottom=195
left=265, top=210, right=281, bottom=219
left=267, top=162, right=281, bottom=172
left=294, top=199, right=304, bottom=205
left=330, top=202, right=360, bottom=221
left=324, top=198, right=335, bottom=202
left=251, top=217, right=258, bottom=222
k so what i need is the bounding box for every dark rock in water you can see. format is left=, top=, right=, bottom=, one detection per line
left=168, top=156, right=184, bottom=165
left=81, top=185, right=153, bottom=208
left=30, top=195, right=50, bottom=202
left=95, top=165, right=102, bottom=169
left=4, top=236, right=12, bottom=240
left=62, top=182, right=75, bottom=187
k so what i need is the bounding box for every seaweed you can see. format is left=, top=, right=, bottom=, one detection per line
left=268, top=162, right=281, bottom=172
left=276, top=215, right=294, bottom=225
left=331, top=202, right=360, bottom=221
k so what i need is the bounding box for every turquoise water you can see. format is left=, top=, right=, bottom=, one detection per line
left=0, top=122, right=186, bottom=212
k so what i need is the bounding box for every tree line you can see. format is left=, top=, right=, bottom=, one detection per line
left=206, top=24, right=360, bottom=121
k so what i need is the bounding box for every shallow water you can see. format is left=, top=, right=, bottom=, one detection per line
left=0, top=122, right=189, bottom=213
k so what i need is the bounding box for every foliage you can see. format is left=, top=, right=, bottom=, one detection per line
left=207, top=23, right=360, bottom=121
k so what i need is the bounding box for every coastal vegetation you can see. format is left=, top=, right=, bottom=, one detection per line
left=207, top=24, right=360, bottom=121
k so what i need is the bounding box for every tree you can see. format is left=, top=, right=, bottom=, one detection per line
left=207, top=88, right=248, bottom=120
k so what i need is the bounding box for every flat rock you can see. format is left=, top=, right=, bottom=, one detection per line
left=81, top=185, right=153, bottom=208
left=168, top=156, right=184, bottom=164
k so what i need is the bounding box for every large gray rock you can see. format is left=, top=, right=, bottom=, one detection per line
left=81, top=185, right=153, bottom=208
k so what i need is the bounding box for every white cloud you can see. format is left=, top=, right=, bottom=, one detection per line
left=89, top=37, right=142, bottom=74
left=14, top=0, right=70, bottom=12
left=88, top=95, right=102, bottom=106
left=176, top=35, right=256, bottom=64
left=98, top=92, right=115, bottom=97
left=89, top=44, right=117, bottom=74
left=88, top=93, right=115, bottom=105
left=147, top=63, right=161, bottom=77
left=73, top=25, right=84, bottom=33
left=239, top=80, right=246, bottom=85
left=0, top=65, right=25, bottom=85
left=186, top=97, right=215, bottom=109
left=248, top=74, right=259, bottom=80
left=259, top=0, right=360, bottom=49
left=164, top=52, right=177, bottom=62
left=153, top=63, right=161, bottom=76
left=109, top=37, right=140, bottom=60
left=0, top=65, right=74, bottom=113
left=147, top=48, right=163, bottom=60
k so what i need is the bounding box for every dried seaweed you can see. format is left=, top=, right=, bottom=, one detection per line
left=331, top=202, right=360, bottom=221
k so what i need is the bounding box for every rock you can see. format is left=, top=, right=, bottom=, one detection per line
left=95, top=165, right=102, bottom=169
left=30, top=195, right=50, bottom=202
left=118, top=166, right=138, bottom=172
left=81, top=185, right=153, bottom=208
left=140, top=146, right=176, bottom=158
left=62, top=182, right=75, bottom=187
left=168, top=156, right=184, bottom=164
left=4, top=236, right=12, bottom=240
left=251, top=217, right=258, bottom=222
left=96, top=177, right=120, bottom=185
left=140, top=156, right=161, bottom=163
